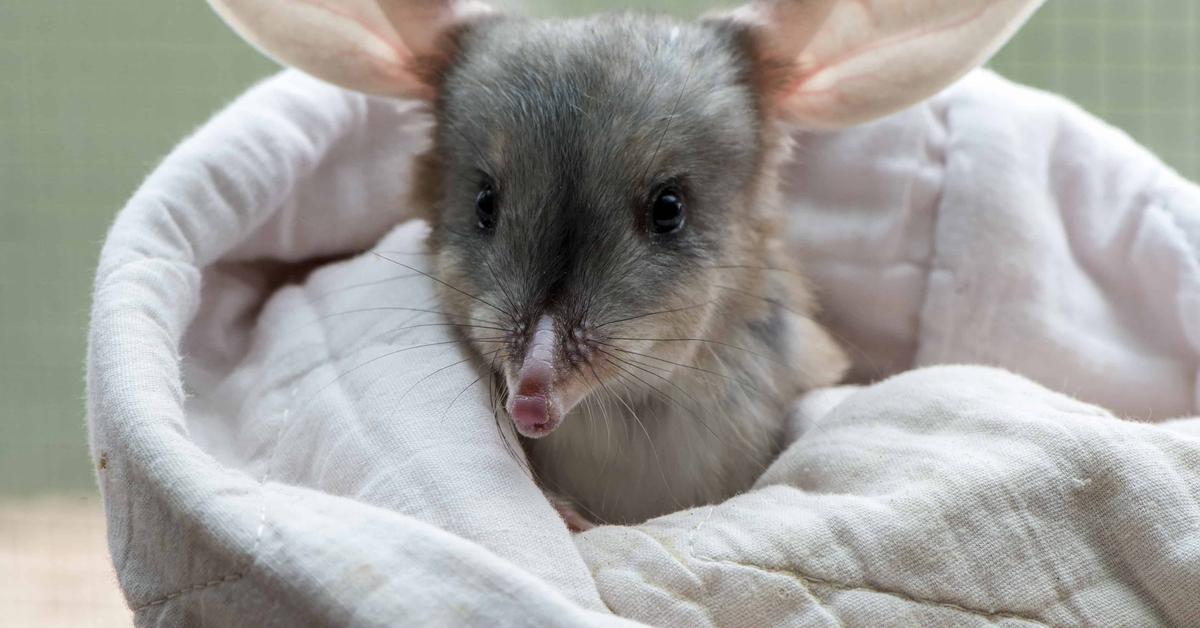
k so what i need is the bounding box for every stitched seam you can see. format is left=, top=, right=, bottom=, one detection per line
left=100, top=252, right=246, bottom=612
left=1152, top=188, right=1200, bottom=272
left=684, top=505, right=1051, bottom=626
left=595, top=566, right=718, bottom=625
left=132, top=356, right=303, bottom=613
left=686, top=506, right=845, bottom=628
left=109, top=72, right=348, bottom=612
left=617, top=525, right=721, bottom=627
left=908, top=99, right=950, bottom=369
left=132, top=257, right=402, bottom=612
left=131, top=573, right=244, bottom=611
left=95, top=255, right=244, bottom=612
left=132, top=276, right=473, bottom=612
left=1150, top=190, right=1200, bottom=414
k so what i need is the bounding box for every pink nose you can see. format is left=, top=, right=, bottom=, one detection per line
left=509, top=394, right=551, bottom=432
left=506, top=315, right=563, bottom=438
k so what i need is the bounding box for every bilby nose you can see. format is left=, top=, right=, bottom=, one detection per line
left=506, top=315, right=563, bottom=437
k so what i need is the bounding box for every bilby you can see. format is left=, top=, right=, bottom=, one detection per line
left=211, top=0, right=1042, bottom=527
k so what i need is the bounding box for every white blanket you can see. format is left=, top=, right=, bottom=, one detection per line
left=87, top=69, right=1200, bottom=626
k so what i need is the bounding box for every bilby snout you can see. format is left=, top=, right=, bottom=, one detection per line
left=505, top=314, right=595, bottom=438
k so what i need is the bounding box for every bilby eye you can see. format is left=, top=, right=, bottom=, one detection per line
left=476, top=183, right=497, bottom=230
left=650, top=187, right=685, bottom=235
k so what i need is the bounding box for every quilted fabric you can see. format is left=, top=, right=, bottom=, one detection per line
left=88, top=69, right=1200, bottom=625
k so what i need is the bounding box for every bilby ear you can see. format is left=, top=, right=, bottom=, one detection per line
left=728, top=0, right=1044, bottom=128
left=208, top=0, right=494, bottom=99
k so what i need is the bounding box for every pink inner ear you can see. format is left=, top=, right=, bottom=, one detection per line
left=741, top=0, right=1043, bottom=129
left=378, top=0, right=494, bottom=64
left=729, top=0, right=838, bottom=62
left=208, top=0, right=492, bottom=100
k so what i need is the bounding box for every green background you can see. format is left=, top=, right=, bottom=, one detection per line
left=2, top=1, right=1197, bottom=495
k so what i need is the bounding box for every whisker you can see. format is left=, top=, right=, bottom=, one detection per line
left=587, top=364, right=683, bottom=513
left=337, top=296, right=451, bottom=359
left=602, top=357, right=724, bottom=447
left=496, top=364, right=610, bottom=526
left=380, top=321, right=508, bottom=337
left=398, top=348, right=502, bottom=408
left=703, top=264, right=809, bottom=279
left=305, top=273, right=426, bottom=303
left=443, top=118, right=501, bottom=177
left=609, top=353, right=772, bottom=480
left=594, top=341, right=762, bottom=393
left=598, top=351, right=723, bottom=444
left=369, top=250, right=514, bottom=320
left=605, top=335, right=785, bottom=366
left=581, top=384, right=613, bottom=476
left=483, top=255, right=522, bottom=323
left=279, top=337, right=503, bottom=449
left=314, top=306, right=503, bottom=328
left=487, top=350, right=534, bottom=476
left=276, top=300, right=501, bottom=367
left=593, top=300, right=713, bottom=329
left=372, top=248, right=434, bottom=257
left=711, top=284, right=806, bottom=319
left=599, top=350, right=699, bottom=407
left=309, top=337, right=505, bottom=403
left=699, top=346, right=776, bottom=477
left=639, top=57, right=697, bottom=187
left=439, top=372, right=487, bottom=420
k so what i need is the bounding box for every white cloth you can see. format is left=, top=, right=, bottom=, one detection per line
left=787, top=74, right=1200, bottom=418
left=87, top=69, right=1200, bottom=626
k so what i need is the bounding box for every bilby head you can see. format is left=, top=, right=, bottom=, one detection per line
left=210, top=0, right=1043, bottom=438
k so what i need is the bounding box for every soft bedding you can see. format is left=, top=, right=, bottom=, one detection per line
left=88, top=68, right=1200, bottom=625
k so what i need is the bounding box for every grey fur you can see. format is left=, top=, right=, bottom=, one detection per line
left=424, top=12, right=847, bottom=524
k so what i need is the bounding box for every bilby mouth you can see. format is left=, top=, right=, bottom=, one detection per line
left=503, top=314, right=594, bottom=438
left=504, top=372, right=593, bottom=438
left=506, top=390, right=561, bottom=437
left=506, top=358, right=561, bottom=437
